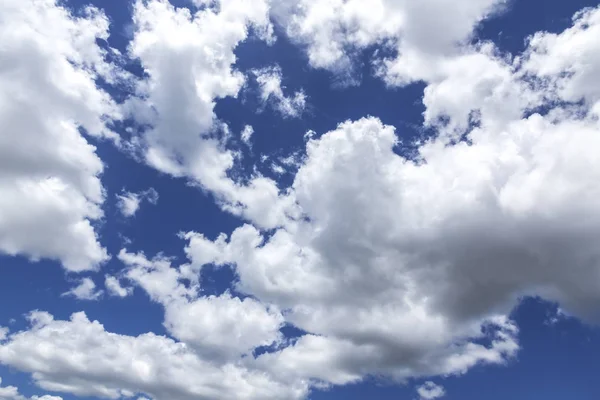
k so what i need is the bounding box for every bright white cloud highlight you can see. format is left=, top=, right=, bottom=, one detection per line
left=116, top=188, right=159, bottom=217
left=252, top=66, right=307, bottom=118
left=417, top=382, right=445, bottom=400
left=62, top=278, right=103, bottom=301
left=522, top=7, right=600, bottom=106
left=272, top=0, right=507, bottom=84
left=118, top=249, right=285, bottom=361
left=0, top=0, right=119, bottom=272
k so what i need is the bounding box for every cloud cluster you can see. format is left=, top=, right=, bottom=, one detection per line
left=179, top=2, right=600, bottom=395
left=0, top=0, right=120, bottom=272
left=123, top=0, right=298, bottom=230
left=2, top=1, right=600, bottom=400
left=272, top=0, right=506, bottom=84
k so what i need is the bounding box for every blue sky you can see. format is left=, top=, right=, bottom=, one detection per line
left=1, top=0, right=600, bottom=399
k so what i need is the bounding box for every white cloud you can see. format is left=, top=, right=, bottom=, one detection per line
left=0, top=312, right=307, bottom=400
left=116, top=188, right=159, bottom=217
left=272, top=0, right=507, bottom=84
left=0, top=376, right=62, bottom=400
left=252, top=66, right=307, bottom=118
left=241, top=125, right=254, bottom=146
left=5, top=2, right=600, bottom=400
left=116, top=192, right=141, bottom=218
left=118, top=249, right=285, bottom=361
left=163, top=293, right=284, bottom=360
left=0, top=327, right=7, bottom=342
left=522, top=7, right=600, bottom=106
left=270, top=163, right=287, bottom=175
left=62, top=278, right=103, bottom=301
left=124, top=0, right=299, bottom=229
left=184, top=116, right=526, bottom=380
left=0, top=0, right=119, bottom=272
left=104, top=275, right=134, bottom=298
left=417, top=382, right=445, bottom=400
left=178, top=7, right=600, bottom=387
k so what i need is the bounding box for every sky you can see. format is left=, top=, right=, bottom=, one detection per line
left=1, top=0, right=600, bottom=399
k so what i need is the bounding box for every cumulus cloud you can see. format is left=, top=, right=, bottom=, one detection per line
left=0, top=312, right=306, bottom=400
left=179, top=4, right=600, bottom=390
left=272, top=0, right=507, bottom=84
left=116, top=188, right=159, bottom=217
left=184, top=118, right=529, bottom=383
left=104, top=275, right=133, bottom=298
left=0, top=0, right=120, bottom=272
left=118, top=249, right=285, bottom=361
left=124, top=0, right=298, bottom=229
left=62, top=278, right=103, bottom=301
left=0, top=376, right=62, bottom=400
left=252, top=66, right=307, bottom=118
left=417, top=382, right=445, bottom=400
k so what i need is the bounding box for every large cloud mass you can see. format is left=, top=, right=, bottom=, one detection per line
left=2, top=1, right=600, bottom=400
left=0, top=0, right=120, bottom=271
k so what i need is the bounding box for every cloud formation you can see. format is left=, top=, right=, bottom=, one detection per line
left=62, top=278, right=103, bottom=301
left=417, top=382, right=445, bottom=400
left=116, top=188, right=159, bottom=218
left=0, top=312, right=306, bottom=400
left=0, top=376, right=62, bottom=400
left=0, top=0, right=119, bottom=272
left=104, top=275, right=134, bottom=298
left=2, top=1, right=600, bottom=400
left=252, top=66, right=307, bottom=118
left=123, top=0, right=298, bottom=230
left=272, top=0, right=506, bottom=84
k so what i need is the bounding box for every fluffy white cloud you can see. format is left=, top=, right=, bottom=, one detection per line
left=124, top=0, right=298, bottom=229
left=417, top=382, right=445, bottom=400
left=116, top=188, right=159, bottom=217
left=522, top=7, right=600, bottom=106
left=0, top=312, right=307, bottom=400
left=116, top=192, right=141, bottom=218
left=187, top=104, right=600, bottom=383
left=163, top=293, right=284, bottom=360
left=178, top=6, right=600, bottom=387
left=104, top=275, right=133, bottom=298
left=252, top=66, right=307, bottom=118
left=184, top=118, right=530, bottom=383
left=6, top=2, right=600, bottom=400
left=272, top=0, right=506, bottom=84
left=118, top=249, right=285, bottom=361
left=0, top=0, right=120, bottom=272
left=62, top=278, right=103, bottom=301
left=0, top=376, right=62, bottom=400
